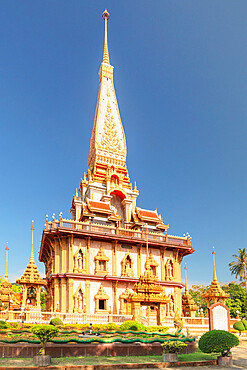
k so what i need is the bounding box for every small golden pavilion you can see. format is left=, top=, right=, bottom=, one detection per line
left=202, top=247, right=229, bottom=308
left=17, top=222, right=46, bottom=309
left=39, top=10, right=194, bottom=324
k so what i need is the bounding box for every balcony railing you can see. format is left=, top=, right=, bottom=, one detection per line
left=45, top=218, right=192, bottom=247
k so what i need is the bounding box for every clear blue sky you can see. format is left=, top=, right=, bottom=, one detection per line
left=0, top=1, right=247, bottom=287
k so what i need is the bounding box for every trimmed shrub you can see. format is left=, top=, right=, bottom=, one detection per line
left=0, top=320, right=9, bottom=329
left=105, top=323, right=119, bottom=331
left=241, top=320, right=247, bottom=330
left=31, top=325, right=59, bottom=355
left=50, top=318, right=63, bottom=326
left=119, top=320, right=145, bottom=331
left=162, top=341, right=187, bottom=353
left=233, top=321, right=245, bottom=334
left=199, top=330, right=239, bottom=357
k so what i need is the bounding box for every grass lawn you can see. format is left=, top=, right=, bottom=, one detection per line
left=0, top=350, right=217, bottom=367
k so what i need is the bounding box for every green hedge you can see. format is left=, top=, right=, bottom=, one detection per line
left=119, top=321, right=145, bottom=331
left=162, top=340, right=187, bottom=353
left=0, top=321, right=9, bottom=329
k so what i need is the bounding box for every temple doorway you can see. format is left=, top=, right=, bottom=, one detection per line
left=141, top=302, right=160, bottom=325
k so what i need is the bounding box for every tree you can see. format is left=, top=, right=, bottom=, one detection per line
left=229, top=248, right=247, bottom=294
left=188, top=285, right=208, bottom=315
left=31, top=325, right=59, bottom=355
left=222, top=282, right=247, bottom=318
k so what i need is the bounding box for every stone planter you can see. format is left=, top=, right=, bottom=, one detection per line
left=162, top=353, right=178, bottom=362
left=217, top=356, right=232, bottom=366
left=33, top=355, right=51, bottom=366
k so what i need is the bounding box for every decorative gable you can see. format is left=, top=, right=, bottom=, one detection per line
left=121, top=252, right=134, bottom=277
left=94, top=246, right=109, bottom=275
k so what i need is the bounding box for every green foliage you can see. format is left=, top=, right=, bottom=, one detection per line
left=144, top=326, right=169, bottom=333
left=104, top=323, right=119, bottom=331
left=188, top=285, right=208, bottom=315
left=119, top=321, right=145, bottom=331
left=0, top=320, right=9, bottom=329
left=162, top=341, right=187, bottom=353
left=229, top=248, right=247, bottom=294
left=40, top=291, right=47, bottom=312
left=242, top=320, right=247, bottom=329
left=233, top=321, right=245, bottom=333
left=50, top=318, right=63, bottom=326
left=11, top=284, right=22, bottom=293
left=9, top=322, right=19, bottom=329
left=223, top=282, right=247, bottom=318
left=199, top=330, right=239, bottom=357
left=31, top=325, right=59, bottom=353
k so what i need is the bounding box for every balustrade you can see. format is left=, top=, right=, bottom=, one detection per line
left=45, top=218, right=191, bottom=247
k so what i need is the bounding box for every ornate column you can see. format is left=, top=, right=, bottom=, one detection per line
left=36, top=286, right=41, bottom=309
left=86, top=237, right=91, bottom=274
left=85, top=280, right=91, bottom=313
left=137, top=245, right=142, bottom=277
left=54, top=277, right=60, bottom=312
left=61, top=237, right=67, bottom=273
left=174, top=287, right=182, bottom=316
left=68, top=235, right=73, bottom=273
left=61, top=277, right=67, bottom=312
left=160, top=247, right=165, bottom=281
left=22, top=286, right=27, bottom=309
left=112, top=241, right=117, bottom=276
left=54, top=239, right=60, bottom=274
left=112, top=281, right=118, bottom=314
left=131, top=302, right=141, bottom=322
left=68, top=278, right=74, bottom=313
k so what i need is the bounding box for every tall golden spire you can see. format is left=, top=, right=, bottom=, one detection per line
left=102, top=9, right=110, bottom=64
left=5, top=242, right=9, bottom=279
left=212, top=246, right=217, bottom=281
left=30, top=220, right=35, bottom=263
left=184, top=263, right=188, bottom=293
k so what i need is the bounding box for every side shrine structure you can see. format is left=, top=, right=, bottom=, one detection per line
left=39, top=10, right=194, bottom=324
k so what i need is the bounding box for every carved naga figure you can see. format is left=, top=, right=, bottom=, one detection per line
left=174, top=309, right=183, bottom=337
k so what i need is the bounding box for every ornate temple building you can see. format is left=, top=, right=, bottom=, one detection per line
left=39, top=10, right=194, bottom=324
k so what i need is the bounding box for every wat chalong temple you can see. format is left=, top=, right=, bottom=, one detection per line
left=39, top=10, right=194, bottom=324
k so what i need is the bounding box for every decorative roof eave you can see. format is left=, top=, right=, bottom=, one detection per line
left=87, top=199, right=112, bottom=214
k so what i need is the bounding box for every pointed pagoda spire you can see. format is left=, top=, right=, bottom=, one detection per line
left=5, top=242, right=9, bottom=280
left=30, top=221, right=35, bottom=263
left=202, top=246, right=229, bottom=307
left=88, top=10, right=128, bottom=180
left=212, top=246, right=217, bottom=281
left=102, top=9, right=110, bottom=64
left=184, top=263, right=188, bottom=293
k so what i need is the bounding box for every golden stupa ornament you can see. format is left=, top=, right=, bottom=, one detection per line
left=182, top=263, right=198, bottom=317
left=202, top=247, right=229, bottom=308
left=0, top=243, right=13, bottom=310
